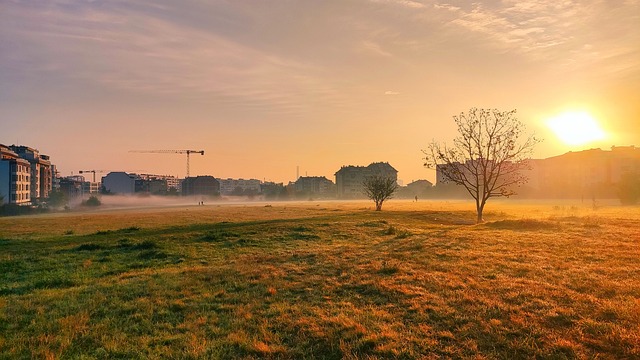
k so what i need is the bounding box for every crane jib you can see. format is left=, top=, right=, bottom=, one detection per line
left=128, top=150, right=205, bottom=178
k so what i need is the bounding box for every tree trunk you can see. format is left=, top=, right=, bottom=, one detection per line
left=376, top=202, right=382, bottom=211
left=476, top=201, right=485, bottom=223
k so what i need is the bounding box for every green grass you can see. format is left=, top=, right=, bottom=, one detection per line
left=0, top=202, right=639, bottom=358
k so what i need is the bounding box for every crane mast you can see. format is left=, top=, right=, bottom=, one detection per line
left=128, top=150, right=205, bottom=178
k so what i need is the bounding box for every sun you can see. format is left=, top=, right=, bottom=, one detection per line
left=546, top=111, right=606, bottom=146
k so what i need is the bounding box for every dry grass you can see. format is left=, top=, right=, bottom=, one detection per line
left=1, top=199, right=639, bottom=358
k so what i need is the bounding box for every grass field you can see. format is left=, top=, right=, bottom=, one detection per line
left=1, top=200, right=639, bottom=359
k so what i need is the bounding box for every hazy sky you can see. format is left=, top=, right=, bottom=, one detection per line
left=2, top=0, right=639, bottom=183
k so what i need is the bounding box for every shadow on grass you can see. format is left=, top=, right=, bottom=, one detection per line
left=73, top=243, right=105, bottom=251
left=0, top=238, right=12, bottom=247
left=288, top=231, right=320, bottom=241
left=0, top=272, right=78, bottom=296
left=93, top=226, right=141, bottom=236
left=483, top=219, right=561, bottom=231
left=356, top=220, right=388, bottom=228
left=0, top=238, right=176, bottom=296
left=70, top=239, right=159, bottom=252
left=199, top=231, right=240, bottom=242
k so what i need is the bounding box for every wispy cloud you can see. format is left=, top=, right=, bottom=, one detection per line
left=1, top=0, right=638, bottom=119
left=370, top=0, right=427, bottom=9
left=433, top=3, right=460, bottom=12
left=436, top=0, right=640, bottom=76
left=0, top=3, right=351, bottom=116
left=359, top=40, right=394, bottom=57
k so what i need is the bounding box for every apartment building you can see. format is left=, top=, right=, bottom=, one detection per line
left=294, top=176, right=336, bottom=198
left=335, top=162, right=398, bottom=199
left=9, top=145, right=53, bottom=201
left=0, top=144, right=32, bottom=205
left=136, top=173, right=181, bottom=194
left=58, top=175, right=85, bottom=200
left=102, top=172, right=137, bottom=194
left=433, top=146, right=640, bottom=199
left=527, top=146, right=640, bottom=198
left=218, top=178, right=261, bottom=196
left=182, top=176, right=220, bottom=196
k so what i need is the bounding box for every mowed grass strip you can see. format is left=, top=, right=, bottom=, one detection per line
left=1, top=202, right=639, bottom=358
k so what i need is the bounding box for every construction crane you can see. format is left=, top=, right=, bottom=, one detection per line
left=78, top=170, right=108, bottom=183
left=129, top=150, right=205, bottom=178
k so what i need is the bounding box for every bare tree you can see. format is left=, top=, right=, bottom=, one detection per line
left=363, top=176, right=398, bottom=211
left=423, top=108, right=539, bottom=223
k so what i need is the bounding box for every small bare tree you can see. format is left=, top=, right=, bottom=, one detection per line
left=423, top=108, right=539, bottom=223
left=363, top=176, right=398, bottom=211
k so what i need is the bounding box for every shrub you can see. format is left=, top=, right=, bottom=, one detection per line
left=383, top=225, right=397, bottom=235
left=83, top=196, right=102, bottom=207
left=46, top=190, right=67, bottom=208
left=0, top=204, right=47, bottom=217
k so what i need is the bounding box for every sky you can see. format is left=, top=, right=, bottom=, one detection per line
left=1, top=0, right=639, bottom=184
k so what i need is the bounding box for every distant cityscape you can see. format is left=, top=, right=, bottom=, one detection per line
left=1, top=142, right=639, bottom=206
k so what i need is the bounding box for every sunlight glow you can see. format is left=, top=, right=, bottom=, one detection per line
left=546, top=111, right=606, bottom=146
